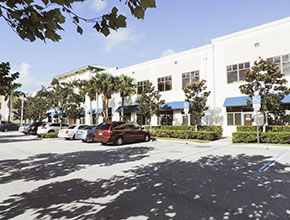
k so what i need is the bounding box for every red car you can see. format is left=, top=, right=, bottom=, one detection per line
left=93, top=121, right=150, bottom=145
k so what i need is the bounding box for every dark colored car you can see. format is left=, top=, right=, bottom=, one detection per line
left=0, top=121, right=19, bottom=132
left=93, top=121, right=150, bottom=145
left=24, top=122, right=43, bottom=135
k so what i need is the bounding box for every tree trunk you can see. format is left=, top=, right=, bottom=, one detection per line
left=8, top=95, right=12, bottom=122
left=96, top=93, right=99, bottom=124
left=121, top=96, right=125, bottom=121
left=89, top=98, right=93, bottom=125
left=102, top=95, right=107, bottom=122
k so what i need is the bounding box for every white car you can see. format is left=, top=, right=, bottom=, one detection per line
left=18, top=125, right=29, bottom=133
left=37, top=122, right=69, bottom=134
left=58, top=124, right=88, bottom=140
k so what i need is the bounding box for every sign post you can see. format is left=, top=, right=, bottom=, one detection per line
left=253, top=95, right=261, bottom=144
left=184, top=107, right=189, bottom=140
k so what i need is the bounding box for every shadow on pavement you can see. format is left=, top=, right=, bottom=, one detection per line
left=0, top=154, right=290, bottom=219
left=0, top=147, right=153, bottom=183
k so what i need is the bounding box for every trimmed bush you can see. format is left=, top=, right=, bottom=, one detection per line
left=232, top=131, right=258, bottom=143
left=233, top=131, right=290, bottom=144
left=266, top=125, right=290, bottom=132
left=236, top=125, right=262, bottom=132
left=150, top=129, right=218, bottom=141
left=260, top=132, right=290, bottom=144
left=37, top=133, right=58, bottom=138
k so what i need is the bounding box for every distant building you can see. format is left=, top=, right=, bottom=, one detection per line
left=55, top=17, right=290, bottom=136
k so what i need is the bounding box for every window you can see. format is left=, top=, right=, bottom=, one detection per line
left=227, top=113, right=241, bottom=126
left=268, top=54, right=290, bottom=75
left=182, top=71, right=199, bottom=88
left=137, top=80, right=149, bottom=94
left=158, top=76, right=172, bottom=92
left=159, top=110, right=173, bottom=125
left=227, top=62, right=250, bottom=83
left=137, top=114, right=148, bottom=125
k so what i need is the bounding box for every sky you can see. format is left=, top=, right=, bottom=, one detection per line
left=1, top=0, right=290, bottom=93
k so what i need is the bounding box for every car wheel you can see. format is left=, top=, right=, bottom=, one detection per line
left=144, top=134, right=150, bottom=142
left=101, top=142, right=107, bottom=145
left=4, top=128, right=8, bottom=132
left=48, top=130, right=54, bottom=133
left=65, top=138, right=70, bottom=140
left=82, top=139, right=87, bottom=143
left=115, top=137, right=123, bottom=146
left=72, top=134, right=76, bottom=140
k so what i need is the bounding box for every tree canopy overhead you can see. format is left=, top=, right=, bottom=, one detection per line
left=0, top=0, right=156, bottom=42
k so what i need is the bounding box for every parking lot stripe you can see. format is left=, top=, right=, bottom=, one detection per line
left=258, top=149, right=289, bottom=172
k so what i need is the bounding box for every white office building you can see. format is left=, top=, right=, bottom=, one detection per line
left=55, top=17, right=290, bottom=136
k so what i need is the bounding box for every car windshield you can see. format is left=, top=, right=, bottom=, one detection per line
left=78, top=125, right=87, bottom=129
left=97, top=123, right=111, bottom=130
left=68, top=126, right=76, bottom=129
left=85, top=126, right=94, bottom=130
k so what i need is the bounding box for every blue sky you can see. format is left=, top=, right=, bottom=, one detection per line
left=1, top=0, right=290, bottom=93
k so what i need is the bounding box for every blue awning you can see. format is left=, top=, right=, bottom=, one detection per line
left=223, top=96, right=252, bottom=107
left=50, top=110, right=61, bottom=116
left=115, top=105, right=139, bottom=113
left=87, top=108, right=112, bottom=114
left=0, top=113, right=2, bottom=118
left=161, top=101, right=189, bottom=110
left=281, top=94, right=290, bottom=103
left=224, top=94, right=290, bottom=107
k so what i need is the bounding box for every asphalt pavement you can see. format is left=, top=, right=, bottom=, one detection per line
left=0, top=131, right=290, bottom=220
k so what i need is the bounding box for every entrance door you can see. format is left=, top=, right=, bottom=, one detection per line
left=243, top=113, right=252, bottom=125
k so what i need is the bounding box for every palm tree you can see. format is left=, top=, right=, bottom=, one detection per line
left=95, top=73, right=118, bottom=122
left=5, top=84, right=22, bottom=122
left=116, top=74, right=137, bottom=121
left=79, top=78, right=100, bottom=124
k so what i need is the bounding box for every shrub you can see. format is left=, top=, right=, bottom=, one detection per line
left=260, top=132, right=290, bottom=144
left=232, top=131, right=290, bottom=144
left=37, top=133, right=58, bottom=138
left=232, top=131, right=258, bottom=143
left=236, top=125, right=262, bottom=132
left=266, top=125, right=290, bottom=132
left=150, top=129, right=218, bottom=141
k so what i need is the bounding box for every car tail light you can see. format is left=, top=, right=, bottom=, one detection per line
left=65, top=130, right=69, bottom=134
left=31, top=126, right=35, bottom=129
left=42, top=126, right=47, bottom=129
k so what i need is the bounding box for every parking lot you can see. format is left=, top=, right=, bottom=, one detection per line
left=0, top=131, right=290, bottom=219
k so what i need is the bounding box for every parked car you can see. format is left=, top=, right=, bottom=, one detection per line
left=75, top=125, right=100, bottom=143
left=23, top=122, right=43, bottom=135
left=19, top=124, right=29, bottom=133
left=58, top=124, right=88, bottom=140
left=0, top=121, right=19, bottom=132
left=37, top=122, right=69, bottom=134
left=93, top=121, right=150, bottom=145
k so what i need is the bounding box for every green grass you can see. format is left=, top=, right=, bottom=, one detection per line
left=154, top=137, right=208, bottom=143
left=232, top=142, right=290, bottom=147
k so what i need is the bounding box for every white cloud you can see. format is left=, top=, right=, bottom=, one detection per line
left=103, top=27, right=143, bottom=53
left=14, top=63, right=49, bottom=93
left=91, top=0, right=107, bottom=12
left=161, top=49, right=176, bottom=57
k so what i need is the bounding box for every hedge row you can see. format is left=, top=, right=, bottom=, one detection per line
left=37, top=133, right=58, bottom=138
left=237, top=125, right=290, bottom=132
left=150, top=129, right=219, bottom=141
left=145, top=125, right=223, bottom=138
left=232, top=131, right=290, bottom=144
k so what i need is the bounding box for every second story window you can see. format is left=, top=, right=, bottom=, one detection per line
left=182, top=70, right=199, bottom=88
left=227, top=62, right=250, bottom=84
left=268, top=54, right=290, bottom=75
left=158, top=76, right=172, bottom=92
left=137, top=80, right=149, bottom=94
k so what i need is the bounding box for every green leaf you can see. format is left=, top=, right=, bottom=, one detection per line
left=93, top=22, right=101, bottom=31
left=111, top=7, right=118, bottom=15
left=140, top=0, right=156, bottom=9
left=133, top=6, right=144, bottom=19
left=117, top=15, right=126, bottom=28
left=77, top=25, right=83, bottom=35
left=101, top=27, right=110, bottom=36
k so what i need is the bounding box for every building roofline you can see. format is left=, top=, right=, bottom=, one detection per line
left=212, top=16, right=290, bottom=43
left=54, top=64, right=110, bottom=79
left=111, top=44, right=212, bottom=72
